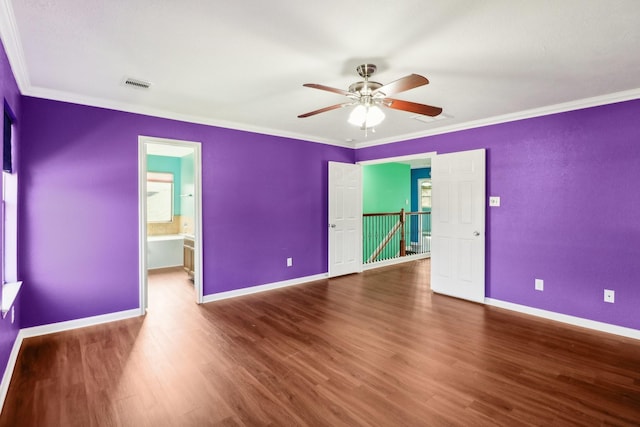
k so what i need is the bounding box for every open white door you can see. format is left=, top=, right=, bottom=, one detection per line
left=431, top=149, right=486, bottom=303
left=328, top=161, right=362, bottom=277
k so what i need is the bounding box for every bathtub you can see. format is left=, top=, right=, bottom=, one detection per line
left=147, top=234, right=184, bottom=269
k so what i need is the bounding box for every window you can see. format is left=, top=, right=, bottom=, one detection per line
left=2, top=108, right=17, bottom=284
left=419, top=179, right=432, bottom=210
left=2, top=106, right=20, bottom=317
left=3, top=111, right=11, bottom=173
left=147, top=172, right=174, bottom=222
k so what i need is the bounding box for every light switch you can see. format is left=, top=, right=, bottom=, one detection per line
left=489, top=196, right=501, bottom=207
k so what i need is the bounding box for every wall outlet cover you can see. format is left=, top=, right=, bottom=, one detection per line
left=535, top=279, right=544, bottom=291
left=286, top=257, right=293, bottom=267
left=489, top=196, right=501, bottom=207
left=604, top=289, right=615, bottom=303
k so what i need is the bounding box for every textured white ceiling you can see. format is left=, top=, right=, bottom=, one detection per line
left=2, top=0, right=640, bottom=148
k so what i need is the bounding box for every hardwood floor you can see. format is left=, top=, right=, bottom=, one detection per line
left=2, top=260, right=639, bottom=426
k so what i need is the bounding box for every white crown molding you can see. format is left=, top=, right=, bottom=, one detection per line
left=24, top=81, right=640, bottom=152
left=355, top=88, right=640, bottom=149
left=2, top=0, right=638, bottom=151
left=0, top=6, right=353, bottom=149
left=22, top=85, right=356, bottom=149
left=0, top=0, right=30, bottom=92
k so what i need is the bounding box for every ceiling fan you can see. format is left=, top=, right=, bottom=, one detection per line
left=298, top=64, right=442, bottom=129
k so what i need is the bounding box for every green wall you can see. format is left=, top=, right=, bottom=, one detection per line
left=362, top=163, right=411, bottom=261
left=363, top=163, right=410, bottom=213
left=147, top=154, right=182, bottom=215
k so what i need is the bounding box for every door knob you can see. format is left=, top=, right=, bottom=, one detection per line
left=330, top=224, right=336, bottom=228
left=473, top=231, right=480, bottom=236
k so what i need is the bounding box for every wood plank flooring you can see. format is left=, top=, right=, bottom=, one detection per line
left=1, top=260, right=640, bottom=426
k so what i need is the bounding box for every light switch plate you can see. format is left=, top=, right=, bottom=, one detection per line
left=489, top=196, right=501, bottom=207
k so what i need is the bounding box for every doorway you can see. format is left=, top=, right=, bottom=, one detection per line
left=357, top=152, right=436, bottom=270
left=354, top=149, right=486, bottom=303
left=138, top=136, right=203, bottom=313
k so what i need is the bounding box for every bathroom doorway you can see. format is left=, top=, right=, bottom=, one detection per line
left=138, top=136, right=203, bottom=312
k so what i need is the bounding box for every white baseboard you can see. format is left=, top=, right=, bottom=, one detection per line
left=484, top=298, right=640, bottom=340
left=20, top=309, right=141, bottom=339
left=202, top=273, right=329, bottom=303
left=0, top=329, right=24, bottom=413
left=0, top=308, right=141, bottom=413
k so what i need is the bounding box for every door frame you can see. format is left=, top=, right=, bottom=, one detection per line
left=357, top=152, right=438, bottom=167
left=355, top=152, right=437, bottom=270
left=138, top=136, right=204, bottom=313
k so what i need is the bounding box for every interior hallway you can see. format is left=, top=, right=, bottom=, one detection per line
left=1, top=260, right=639, bottom=426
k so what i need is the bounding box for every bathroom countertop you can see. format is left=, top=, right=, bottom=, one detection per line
left=147, top=234, right=185, bottom=241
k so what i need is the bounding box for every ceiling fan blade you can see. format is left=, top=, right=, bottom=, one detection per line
left=373, top=74, right=429, bottom=96
left=298, top=102, right=354, bottom=118
left=385, top=99, right=443, bottom=117
left=303, top=83, right=353, bottom=97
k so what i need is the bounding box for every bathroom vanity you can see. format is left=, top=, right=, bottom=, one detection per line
left=183, top=235, right=195, bottom=279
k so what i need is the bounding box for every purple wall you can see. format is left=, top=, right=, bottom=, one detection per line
left=356, top=100, right=640, bottom=330
left=4, top=27, right=640, bottom=352
left=18, top=97, right=353, bottom=327
left=0, top=37, right=22, bottom=381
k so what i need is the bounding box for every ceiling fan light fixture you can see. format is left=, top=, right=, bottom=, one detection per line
left=348, top=105, right=385, bottom=128
left=299, top=64, right=441, bottom=127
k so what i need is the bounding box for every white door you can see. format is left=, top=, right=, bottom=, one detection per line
left=430, top=149, right=486, bottom=303
left=328, top=161, right=362, bottom=277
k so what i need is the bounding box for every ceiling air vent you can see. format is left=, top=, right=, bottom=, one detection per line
left=123, top=77, right=151, bottom=89
left=411, top=113, right=450, bottom=123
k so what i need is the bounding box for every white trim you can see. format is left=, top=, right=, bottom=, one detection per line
left=138, top=140, right=148, bottom=315
left=20, top=309, right=140, bottom=339
left=357, top=151, right=437, bottom=166
left=0, top=308, right=140, bottom=412
left=354, top=88, right=640, bottom=148
left=1, top=0, right=638, bottom=150
left=485, top=298, right=640, bottom=340
left=193, top=143, right=204, bottom=304
left=0, top=328, right=23, bottom=412
left=363, top=253, right=430, bottom=271
left=1, top=281, right=21, bottom=316
left=22, top=86, right=353, bottom=148
left=13, top=81, right=640, bottom=152
left=0, top=0, right=30, bottom=92
left=202, top=273, right=328, bottom=304
left=139, top=136, right=204, bottom=308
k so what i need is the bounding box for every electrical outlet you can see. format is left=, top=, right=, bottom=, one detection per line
left=535, top=279, right=544, bottom=291
left=489, top=196, right=501, bottom=207
left=11, top=306, right=14, bottom=324
left=286, top=257, right=293, bottom=267
left=604, top=289, right=615, bottom=303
